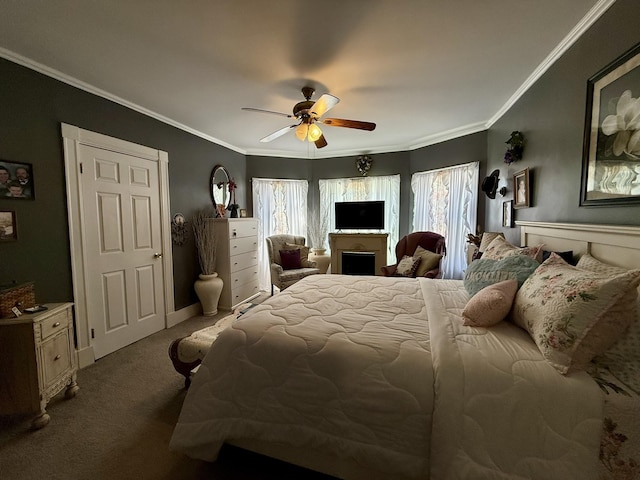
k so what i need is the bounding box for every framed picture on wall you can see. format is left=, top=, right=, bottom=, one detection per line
left=580, top=41, right=640, bottom=206
left=0, top=210, right=17, bottom=241
left=513, top=168, right=530, bottom=209
left=0, top=160, right=35, bottom=200
left=502, top=200, right=513, bottom=228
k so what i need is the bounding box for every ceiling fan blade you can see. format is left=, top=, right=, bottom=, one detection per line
left=242, top=107, right=294, bottom=118
left=322, top=118, right=376, bottom=131
left=314, top=134, right=328, bottom=149
left=310, top=94, right=340, bottom=118
left=260, top=124, right=297, bottom=142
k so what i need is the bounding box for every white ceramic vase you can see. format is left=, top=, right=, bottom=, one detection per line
left=194, top=272, right=224, bottom=316
left=309, top=248, right=331, bottom=274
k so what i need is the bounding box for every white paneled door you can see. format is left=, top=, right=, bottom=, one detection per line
left=79, top=145, right=165, bottom=359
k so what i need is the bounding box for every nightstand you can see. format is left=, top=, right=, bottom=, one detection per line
left=0, top=303, right=79, bottom=429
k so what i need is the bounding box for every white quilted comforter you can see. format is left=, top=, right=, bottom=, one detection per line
left=170, top=276, right=604, bottom=479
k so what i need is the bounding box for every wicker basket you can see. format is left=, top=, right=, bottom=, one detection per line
left=0, top=282, right=36, bottom=318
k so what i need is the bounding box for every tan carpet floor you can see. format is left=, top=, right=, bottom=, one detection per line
left=0, top=294, right=335, bottom=480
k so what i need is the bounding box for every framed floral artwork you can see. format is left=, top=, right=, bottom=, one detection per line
left=580, top=42, right=640, bottom=206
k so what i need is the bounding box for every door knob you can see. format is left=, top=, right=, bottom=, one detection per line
left=154, top=253, right=163, bottom=259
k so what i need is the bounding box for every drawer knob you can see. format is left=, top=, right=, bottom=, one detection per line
left=53, top=322, right=61, bottom=328
left=54, top=354, right=61, bottom=361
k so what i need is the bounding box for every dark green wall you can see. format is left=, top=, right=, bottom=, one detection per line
left=0, top=58, right=246, bottom=310
left=485, top=0, right=640, bottom=245
left=1, top=0, right=638, bottom=312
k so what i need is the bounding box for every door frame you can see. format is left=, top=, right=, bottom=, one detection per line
left=61, top=123, right=174, bottom=368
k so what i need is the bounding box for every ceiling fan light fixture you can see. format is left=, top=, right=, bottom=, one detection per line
left=307, top=124, right=322, bottom=142
left=295, top=123, right=309, bottom=141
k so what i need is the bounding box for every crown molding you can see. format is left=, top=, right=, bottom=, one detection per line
left=486, top=0, right=616, bottom=128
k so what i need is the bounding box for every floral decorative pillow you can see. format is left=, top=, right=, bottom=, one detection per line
left=462, top=279, right=518, bottom=327
left=396, top=255, right=421, bottom=277
left=579, top=253, right=640, bottom=392
left=463, top=254, right=539, bottom=297
left=412, top=246, right=442, bottom=277
left=482, top=235, right=543, bottom=263
left=512, top=253, right=640, bottom=374
left=593, top=310, right=640, bottom=394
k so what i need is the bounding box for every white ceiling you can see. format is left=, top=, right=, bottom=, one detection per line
left=0, top=0, right=610, bottom=159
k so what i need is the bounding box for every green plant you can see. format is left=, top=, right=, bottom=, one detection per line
left=504, top=131, right=525, bottom=164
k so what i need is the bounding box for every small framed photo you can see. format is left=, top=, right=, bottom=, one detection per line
left=0, top=160, right=35, bottom=200
left=502, top=200, right=513, bottom=228
left=239, top=208, right=248, bottom=218
left=513, top=168, right=530, bottom=209
left=0, top=210, right=17, bottom=241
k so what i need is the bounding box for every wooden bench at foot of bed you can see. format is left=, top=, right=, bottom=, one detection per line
left=168, top=304, right=253, bottom=387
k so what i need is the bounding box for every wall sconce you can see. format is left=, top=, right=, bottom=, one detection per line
left=171, top=213, right=187, bottom=246
left=499, top=186, right=508, bottom=197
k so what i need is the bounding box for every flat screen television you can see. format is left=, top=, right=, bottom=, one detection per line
left=334, top=201, right=385, bottom=230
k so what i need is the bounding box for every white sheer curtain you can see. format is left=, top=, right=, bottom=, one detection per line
left=411, top=162, right=478, bottom=279
left=252, top=178, right=309, bottom=291
left=319, top=174, right=400, bottom=263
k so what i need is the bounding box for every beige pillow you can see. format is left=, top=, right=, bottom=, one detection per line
left=462, top=279, right=518, bottom=327
left=512, top=253, right=640, bottom=374
left=478, top=232, right=504, bottom=253
left=284, top=243, right=311, bottom=267
left=396, top=255, right=421, bottom=277
left=413, top=246, right=443, bottom=277
left=576, top=253, right=629, bottom=276
left=482, top=235, right=543, bottom=263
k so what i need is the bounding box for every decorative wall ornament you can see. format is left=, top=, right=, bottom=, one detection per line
left=356, top=155, right=373, bottom=176
left=481, top=169, right=500, bottom=199
left=504, top=131, right=525, bottom=165
left=226, top=178, right=239, bottom=217
left=171, top=213, right=187, bottom=246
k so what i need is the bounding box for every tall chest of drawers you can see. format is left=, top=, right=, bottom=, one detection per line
left=0, top=303, right=79, bottom=429
left=215, top=218, right=260, bottom=310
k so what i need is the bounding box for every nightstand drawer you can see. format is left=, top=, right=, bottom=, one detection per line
left=41, top=331, right=72, bottom=387
left=40, top=309, right=70, bottom=341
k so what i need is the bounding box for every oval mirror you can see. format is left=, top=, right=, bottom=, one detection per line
left=210, top=165, right=231, bottom=209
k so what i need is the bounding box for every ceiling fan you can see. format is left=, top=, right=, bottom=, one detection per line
left=242, top=86, right=376, bottom=149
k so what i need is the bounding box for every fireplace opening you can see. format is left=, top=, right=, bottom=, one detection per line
left=342, top=251, right=376, bottom=275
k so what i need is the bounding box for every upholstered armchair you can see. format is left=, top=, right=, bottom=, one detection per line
left=266, top=234, right=320, bottom=295
left=381, top=231, right=446, bottom=278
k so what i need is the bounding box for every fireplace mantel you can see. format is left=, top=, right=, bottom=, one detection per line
left=329, top=233, right=388, bottom=275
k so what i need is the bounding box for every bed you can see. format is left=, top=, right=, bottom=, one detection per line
left=170, top=221, right=640, bottom=480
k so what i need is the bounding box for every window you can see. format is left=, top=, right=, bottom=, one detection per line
left=252, top=178, right=308, bottom=291
left=411, top=162, right=478, bottom=279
